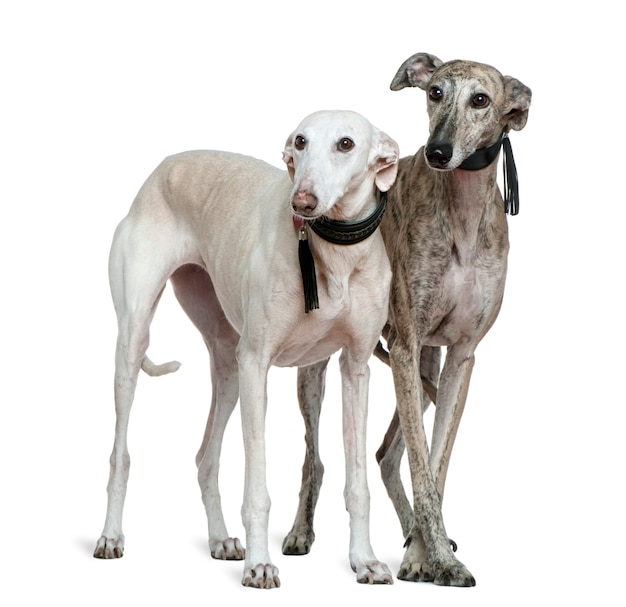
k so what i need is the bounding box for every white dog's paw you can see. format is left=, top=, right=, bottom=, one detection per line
left=93, top=535, right=124, bottom=559
left=242, top=563, right=280, bottom=589
left=210, top=537, right=245, bottom=560
left=354, top=560, right=394, bottom=584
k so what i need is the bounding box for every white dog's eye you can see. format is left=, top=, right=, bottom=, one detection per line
left=337, top=138, right=354, bottom=152
left=295, top=135, right=306, bottom=150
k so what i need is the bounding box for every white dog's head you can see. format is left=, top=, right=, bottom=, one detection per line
left=283, top=110, right=399, bottom=221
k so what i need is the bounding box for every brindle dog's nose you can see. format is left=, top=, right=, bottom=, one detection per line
left=425, top=142, right=453, bottom=167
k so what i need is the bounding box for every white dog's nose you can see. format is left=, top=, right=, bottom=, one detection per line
left=292, top=190, right=318, bottom=215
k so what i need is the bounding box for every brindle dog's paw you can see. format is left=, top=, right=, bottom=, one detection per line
left=397, top=544, right=475, bottom=586
left=431, top=559, right=476, bottom=587
left=397, top=559, right=429, bottom=582
left=397, top=529, right=430, bottom=581
left=282, top=531, right=315, bottom=555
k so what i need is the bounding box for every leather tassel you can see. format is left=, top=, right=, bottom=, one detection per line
left=502, top=135, right=519, bottom=215
left=298, top=225, right=319, bottom=313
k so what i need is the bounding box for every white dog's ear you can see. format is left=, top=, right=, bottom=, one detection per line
left=390, top=52, right=443, bottom=91
left=503, top=76, right=532, bottom=132
left=372, top=130, right=400, bottom=192
left=282, top=133, right=296, bottom=182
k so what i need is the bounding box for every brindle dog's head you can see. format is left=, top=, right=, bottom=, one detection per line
left=390, top=53, right=531, bottom=170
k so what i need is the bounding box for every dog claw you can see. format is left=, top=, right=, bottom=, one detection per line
left=282, top=531, right=315, bottom=555
left=398, top=558, right=475, bottom=586
left=210, top=537, right=245, bottom=560
left=93, top=536, right=124, bottom=559
left=397, top=564, right=424, bottom=582
left=242, top=564, right=280, bottom=589
left=354, top=560, right=394, bottom=584
left=432, top=560, right=476, bottom=587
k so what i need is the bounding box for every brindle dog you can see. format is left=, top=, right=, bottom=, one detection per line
left=282, top=53, right=531, bottom=587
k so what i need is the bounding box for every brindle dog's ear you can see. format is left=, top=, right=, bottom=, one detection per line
left=503, top=76, right=532, bottom=132
left=390, top=52, right=443, bottom=91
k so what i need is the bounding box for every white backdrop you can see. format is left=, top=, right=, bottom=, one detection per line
left=2, top=1, right=624, bottom=605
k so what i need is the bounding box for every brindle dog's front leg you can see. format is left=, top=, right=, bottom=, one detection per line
left=430, top=347, right=475, bottom=500
left=389, top=335, right=475, bottom=586
left=376, top=345, right=440, bottom=538
left=282, top=358, right=330, bottom=555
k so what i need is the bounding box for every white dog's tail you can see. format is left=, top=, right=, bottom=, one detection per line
left=141, top=355, right=181, bottom=377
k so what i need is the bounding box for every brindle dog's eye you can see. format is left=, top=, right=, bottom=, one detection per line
left=294, top=135, right=306, bottom=150
left=338, top=137, right=354, bottom=152
left=472, top=94, right=490, bottom=107
left=429, top=87, right=443, bottom=101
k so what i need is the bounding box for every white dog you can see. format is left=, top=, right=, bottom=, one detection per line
left=94, top=110, right=399, bottom=588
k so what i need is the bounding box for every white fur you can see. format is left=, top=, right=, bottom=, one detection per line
left=93, top=110, right=399, bottom=588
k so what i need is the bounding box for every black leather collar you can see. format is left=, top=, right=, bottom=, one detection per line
left=309, top=191, right=387, bottom=245
left=459, top=132, right=504, bottom=171
left=458, top=131, right=520, bottom=215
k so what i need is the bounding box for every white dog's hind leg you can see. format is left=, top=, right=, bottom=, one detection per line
left=94, top=217, right=173, bottom=559
left=169, top=264, right=245, bottom=560
left=197, top=349, right=243, bottom=560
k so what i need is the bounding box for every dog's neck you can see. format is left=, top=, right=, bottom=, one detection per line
left=308, top=191, right=387, bottom=245
left=438, top=160, right=505, bottom=261
left=459, top=132, right=519, bottom=215
left=316, top=193, right=385, bottom=304
left=458, top=133, right=504, bottom=171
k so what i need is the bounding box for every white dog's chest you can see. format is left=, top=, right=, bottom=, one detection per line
left=273, top=280, right=384, bottom=367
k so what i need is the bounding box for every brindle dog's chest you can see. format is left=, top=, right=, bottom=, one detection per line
left=421, top=252, right=504, bottom=347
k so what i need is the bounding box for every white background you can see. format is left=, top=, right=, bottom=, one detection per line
left=2, top=1, right=624, bottom=605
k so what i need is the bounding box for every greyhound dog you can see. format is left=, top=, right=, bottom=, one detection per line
left=283, top=54, right=531, bottom=586
left=93, top=109, right=399, bottom=588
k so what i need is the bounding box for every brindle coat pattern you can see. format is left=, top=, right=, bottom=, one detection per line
left=284, top=53, right=531, bottom=587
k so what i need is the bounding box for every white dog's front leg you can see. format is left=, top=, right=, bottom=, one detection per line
left=339, top=351, right=393, bottom=585
left=238, top=352, right=280, bottom=589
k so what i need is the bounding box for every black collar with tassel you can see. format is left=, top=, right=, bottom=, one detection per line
left=309, top=191, right=388, bottom=244
left=458, top=131, right=520, bottom=216
left=295, top=191, right=387, bottom=313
